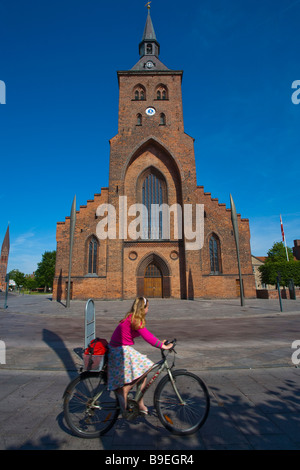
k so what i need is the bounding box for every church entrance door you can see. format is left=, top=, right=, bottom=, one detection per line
left=144, top=263, right=162, bottom=298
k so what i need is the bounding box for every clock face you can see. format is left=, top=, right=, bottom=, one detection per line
left=145, top=107, right=156, bottom=116
left=146, top=61, right=154, bottom=69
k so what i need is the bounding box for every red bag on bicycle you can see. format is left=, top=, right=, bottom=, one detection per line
left=84, top=337, right=108, bottom=356
left=83, top=338, right=108, bottom=371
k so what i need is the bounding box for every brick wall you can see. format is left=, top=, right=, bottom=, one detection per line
left=257, top=288, right=299, bottom=300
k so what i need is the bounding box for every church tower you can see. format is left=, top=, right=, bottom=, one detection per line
left=53, top=7, right=256, bottom=301
left=107, top=5, right=198, bottom=299
left=0, top=226, right=10, bottom=291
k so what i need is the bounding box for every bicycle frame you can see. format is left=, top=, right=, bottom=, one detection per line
left=134, top=355, right=167, bottom=403
left=88, top=348, right=183, bottom=410
left=129, top=348, right=186, bottom=407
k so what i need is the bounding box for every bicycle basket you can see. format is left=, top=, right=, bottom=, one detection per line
left=83, top=337, right=108, bottom=372
left=83, top=353, right=106, bottom=371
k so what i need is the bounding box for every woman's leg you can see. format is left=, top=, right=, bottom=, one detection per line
left=137, top=377, right=147, bottom=412
left=116, top=376, right=148, bottom=412
left=116, top=383, right=135, bottom=412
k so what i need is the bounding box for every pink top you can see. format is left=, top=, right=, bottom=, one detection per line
left=109, top=316, right=163, bottom=349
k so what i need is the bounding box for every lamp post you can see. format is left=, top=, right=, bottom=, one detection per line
left=230, top=194, right=245, bottom=307
left=277, top=272, right=283, bottom=312
left=66, top=195, right=76, bottom=308
left=4, top=274, right=9, bottom=309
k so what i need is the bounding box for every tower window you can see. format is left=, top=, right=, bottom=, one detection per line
left=146, top=44, right=152, bottom=54
left=137, top=113, right=142, bottom=126
left=160, top=113, right=166, bottom=125
left=133, top=85, right=146, bottom=101
left=156, top=84, right=168, bottom=100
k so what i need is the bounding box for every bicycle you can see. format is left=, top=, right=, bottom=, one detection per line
left=63, top=339, right=210, bottom=438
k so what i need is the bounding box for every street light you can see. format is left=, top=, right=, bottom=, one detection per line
left=230, top=194, right=245, bottom=307
left=66, top=195, right=76, bottom=308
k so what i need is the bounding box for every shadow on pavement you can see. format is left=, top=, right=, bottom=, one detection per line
left=42, top=329, right=77, bottom=380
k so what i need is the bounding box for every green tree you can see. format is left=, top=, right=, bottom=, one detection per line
left=266, top=241, right=293, bottom=262
left=24, top=274, right=38, bottom=291
left=8, top=269, right=25, bottom=288
left=35, top=251, right=56, bottom=291
left=259, top=241, right=299, bottom=287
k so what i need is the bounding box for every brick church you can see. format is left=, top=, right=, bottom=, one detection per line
left=53, top=8, right=256, bottom=301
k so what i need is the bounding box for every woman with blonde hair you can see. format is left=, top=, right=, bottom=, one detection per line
left=107, top=296, right=173, bottom=415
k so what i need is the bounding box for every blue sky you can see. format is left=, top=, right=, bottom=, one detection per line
left=0, top=0, right=299, bottom=274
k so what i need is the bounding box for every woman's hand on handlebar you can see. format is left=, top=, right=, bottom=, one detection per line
left=161, top=339, right=174, bottom=350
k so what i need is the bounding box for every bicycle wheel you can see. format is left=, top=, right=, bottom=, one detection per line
left=63, top=371, right=119, bottom=438
left=154, top=370, right=210, bottom=436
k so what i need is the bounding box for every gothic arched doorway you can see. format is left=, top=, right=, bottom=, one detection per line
left=144, top=263, right=162, bottom=298
left=136, top=253, right=171, bottom=298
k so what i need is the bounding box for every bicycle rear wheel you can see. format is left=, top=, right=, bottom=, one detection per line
left=63, top=371, right=119, bottom=438
left=154, top=370, right=210, bottom=436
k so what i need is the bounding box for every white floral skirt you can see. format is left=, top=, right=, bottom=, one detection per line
left=107, top=345, right=154, bottom=391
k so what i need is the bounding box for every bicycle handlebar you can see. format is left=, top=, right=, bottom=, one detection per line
left=164, top=338, right=176, bottom=347
left=161, top=338, right=177, bottom=357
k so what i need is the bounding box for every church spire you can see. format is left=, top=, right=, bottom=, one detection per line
left=131, top=4, right=169, bottom=71
left=1, top=225, right=10, bottom=254
left=0, top=225, right=10, bottom=291
left=139, top=3, right=160, bottom=58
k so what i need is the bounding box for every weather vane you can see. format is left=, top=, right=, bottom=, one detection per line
left=145, top=2, right=151, bottom=10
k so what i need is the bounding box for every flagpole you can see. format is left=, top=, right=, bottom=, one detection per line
left=280, top=214, right=289, bottom=261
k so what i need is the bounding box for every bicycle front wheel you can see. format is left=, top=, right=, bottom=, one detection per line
left=63, top=371, right=119, bottom=438
left=154, top=371, right=210, bottom=436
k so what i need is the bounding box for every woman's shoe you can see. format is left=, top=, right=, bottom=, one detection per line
left=139, top=407, right=149, bottom=415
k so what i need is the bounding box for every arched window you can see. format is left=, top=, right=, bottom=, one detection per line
left=209, top=235, right=221, bottom=274
left=160, top=113, right=166, bottom=125
left=133, top=85, right=146, bottom=101
left=88, top=237, right=98, bottom=274
left=137, top=113, right=142, bottom=126
left=156, top=84, right=168, bottom=100
left=146, top=44, right=152, bottom=54
left=141, top=170, right=167, bottom=239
